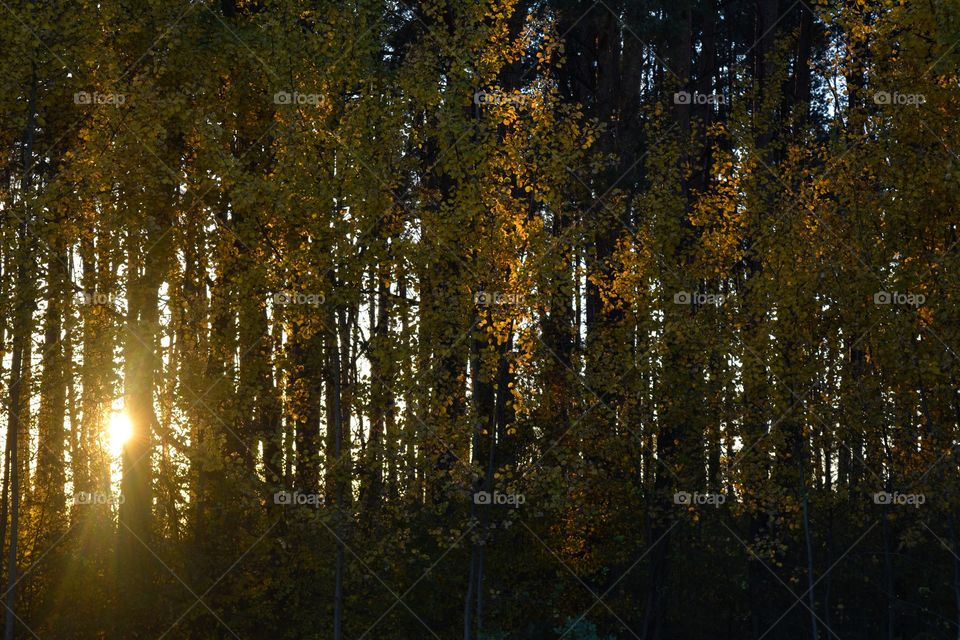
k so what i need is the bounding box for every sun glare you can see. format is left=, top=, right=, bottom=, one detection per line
left=108, top=411, right=133, bottom=456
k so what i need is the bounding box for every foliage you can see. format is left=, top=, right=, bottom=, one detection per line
left=0, top=0, right=958, bottom=639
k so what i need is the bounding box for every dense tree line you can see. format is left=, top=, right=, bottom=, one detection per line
left=0, top=0, right=959, bottom=638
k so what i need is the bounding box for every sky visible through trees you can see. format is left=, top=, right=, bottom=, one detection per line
left=0, top=0, right=959, bottom=638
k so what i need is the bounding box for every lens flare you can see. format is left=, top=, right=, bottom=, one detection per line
left=107, top=411, right=133, bottom=456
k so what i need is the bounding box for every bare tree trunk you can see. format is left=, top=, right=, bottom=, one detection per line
left=882, top=512, right=895, bottom=640
left=3, top=281, right=28, bottom=640
left=36, top=244, right=68, bottom=536
left=801, top=464, right=818, bottom=640
left=362, top=273, right=390, bottom=512
left=328, top=300, right=349, bottom=640
left=4, top=61, right=37, bottom=640
left=118, top=186, right=170, bottom=631
left=951, top=514, right=960, bottom=640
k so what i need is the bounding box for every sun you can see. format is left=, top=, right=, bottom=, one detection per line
left=107, top=411, right=133, bottom=456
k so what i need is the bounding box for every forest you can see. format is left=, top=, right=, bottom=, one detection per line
left=0, top=0, right=959, bottom=638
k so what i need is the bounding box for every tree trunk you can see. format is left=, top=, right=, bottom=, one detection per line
left=4, top=61, right=38, bottom=640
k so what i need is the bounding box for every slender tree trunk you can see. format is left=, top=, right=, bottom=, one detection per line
left=328, top=303, right=348, bottom=640
left=36, top=245, right=68, bottom=536
left=882, top=511, right=895, bottom=640
left=4, top=61, right=38, bottom=640
left=118, top=185, right=171, bottom=632
left=801, top=464, right=818, bottom=640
